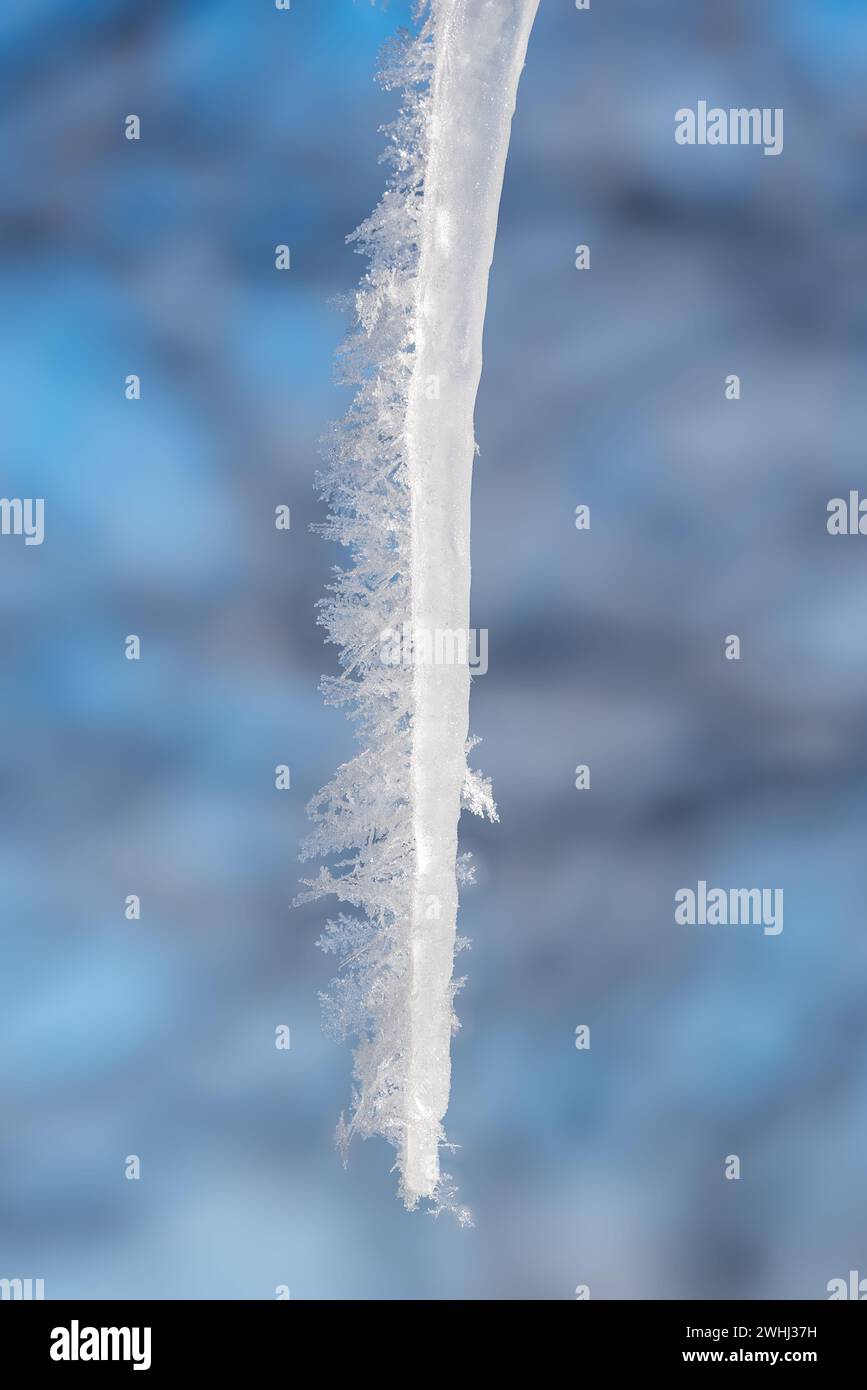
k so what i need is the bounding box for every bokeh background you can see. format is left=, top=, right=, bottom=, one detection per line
left=2, top=0, right=867, bottom=1300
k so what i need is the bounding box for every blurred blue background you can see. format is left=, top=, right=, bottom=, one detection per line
left=2, top=0, right=867, bottom=1299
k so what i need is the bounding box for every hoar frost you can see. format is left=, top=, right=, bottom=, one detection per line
left=299, top=0, right=539, bottom=1211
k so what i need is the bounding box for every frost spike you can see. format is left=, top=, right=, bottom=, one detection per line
left=402, top=0, right=540, bottom=1202
left=303, top=0, right=539, bottom=1211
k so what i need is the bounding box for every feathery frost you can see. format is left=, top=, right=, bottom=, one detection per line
left=299, top=0, right=538, bottom=1211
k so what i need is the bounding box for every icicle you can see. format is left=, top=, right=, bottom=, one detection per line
left=300, top=0, right=539, bottom=1209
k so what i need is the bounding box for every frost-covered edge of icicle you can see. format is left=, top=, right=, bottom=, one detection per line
left=296, top=1, right=497, bottom=1218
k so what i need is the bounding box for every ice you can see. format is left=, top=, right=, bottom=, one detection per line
left=300, top=0, right=539, bottom=1209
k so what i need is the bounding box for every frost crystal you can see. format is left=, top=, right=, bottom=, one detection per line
left=300, top=0, right=539, bottom=1209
